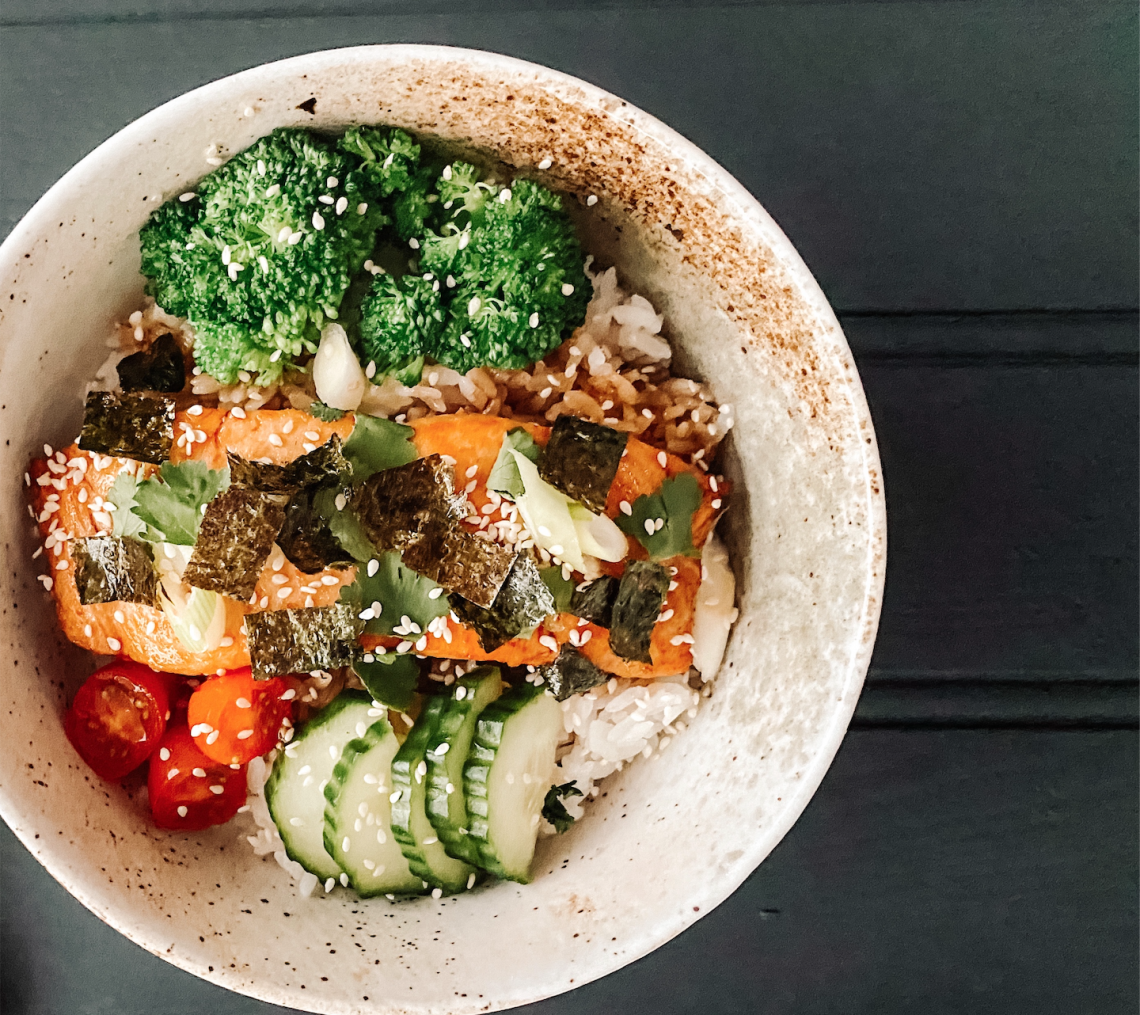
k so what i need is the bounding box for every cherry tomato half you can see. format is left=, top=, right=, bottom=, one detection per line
left=187, top=668, right=298, bottom=766
left=64, top=661, right=175, bottom=781
left=147, top=725, right=246, bottom=831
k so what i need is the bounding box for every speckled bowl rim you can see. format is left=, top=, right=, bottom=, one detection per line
left=0, top=44, right=885, bottom=1013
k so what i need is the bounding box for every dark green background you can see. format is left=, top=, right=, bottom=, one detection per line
left=2, top=2, right=1137, bottom=1013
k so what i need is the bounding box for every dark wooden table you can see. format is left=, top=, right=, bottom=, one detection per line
left=2, top=3, right=1136, bottom=1012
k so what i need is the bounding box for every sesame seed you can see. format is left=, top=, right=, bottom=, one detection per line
left=83, top=623, right=93, bottom=637
left=428, top=587, right=444, bottom=600
left=312, top=211, right=325, bottom=230
left=177, top=806, right=188, bottom=817
left=619, top=500, right=633, bottom=516
left=288, top=231, right=303, bottom=245
left=277, top=226, right=291, bottom=243
left=340, top=872, right=349, bottom=887
left=467, top=296, right=481, bottom=316
left=106, top=636, right=120, bottom=651
left=712, top=498, right=722, bottom=509
left=209, top=784, right=224, bottom=795
left=644, top=519, right=656, bottom=536
left=367, top=558, right=380, bottom=577
left=586, top=194, right=598, bottom=206
left=529, top=312, right=540, bottom=328
left=561, top=283, right=575, bottom=296
left=206, top=730, right=220, bottom=744
left=265, top=184, right=280, bottom=198
left=538, top=157, right=553, bottom=170
left=113, top=609, right=126, bottom=623
left=192, top=767, right=207, bottom=778
left=318, top=194, right=334, bottom=205
left=408, top=237, right=420, bottom=249
left=231, top=406, right=247, bottom=419
left=357, top=202, right=368, bottom=215
left=657, top=451, right=668, bottom=468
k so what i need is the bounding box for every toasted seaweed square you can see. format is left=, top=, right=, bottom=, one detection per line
left=116, top=333, right=186, bottom=393
left=451, top=553, right=554, bottom=652
left=78, top=392, right=174, bottom=464
left=246, top=603, right=364, bottom=679
left=569, top=574, right=619, bottom=628
left=350, top=454, right=463, bottom=553
left=182, top=486, right=288, bottom=601
left=405, top=529, right=516, bottom=609
left=609, top=560, right=670, bottom=663
left=535, top=645, right=610, bottom=701
left=227, top=435, right=350, bottom=495
left=277, top=487, right=355, bottom=574
left=538, top=416, right=628, bottom=513
left=72, top=535, right=158, bottom=607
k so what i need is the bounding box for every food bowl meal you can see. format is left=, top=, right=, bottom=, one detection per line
left=0, top=45, right=885, bottom=1014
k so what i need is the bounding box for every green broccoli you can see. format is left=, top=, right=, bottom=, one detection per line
left=139, top=127, right=415, bottom=385
left=421, top=177, right=590, bottom=372
left=357, top=272, right=444, bottom=381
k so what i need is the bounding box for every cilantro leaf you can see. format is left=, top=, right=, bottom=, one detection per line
left=541, top=781, right=583, bottom=834
left=487, top=427, right=540, bottom=499
left=306, top=401, right=345, bottom=422
left=132, top=460, right=230, bottom=545
left=338, top=549, right=450, bottom=637
left=615, top=472, right=702, bottom=561
left=106, top=472, right=148, bottom=539
left=351, top=652, right=420, bottom=711
left=311, top=487, right=376, bottom=563
left=539, top=565, right=574, bottom=613
left=342, top=415, right=417, bottom=481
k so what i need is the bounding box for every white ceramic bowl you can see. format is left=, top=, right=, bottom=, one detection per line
left=0, top=45, right=884, bottom=1014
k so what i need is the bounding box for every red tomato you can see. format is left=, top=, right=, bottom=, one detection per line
left=147, top=725, right=246, bottom=831
left=186, top=668, right=298, bottom=766
left=64, top=661, right=175, bottom=781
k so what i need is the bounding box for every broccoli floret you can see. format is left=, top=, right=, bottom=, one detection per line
left=357, top=272, right=445, bottom=379
left=338, top=126, right=421, bottom=197
left=139, top=128, right=390, bottom=384
left=423, top=179, right=590, bottom=372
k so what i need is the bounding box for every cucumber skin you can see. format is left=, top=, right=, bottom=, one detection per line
left=322, top=714, right=423, bottom=898
left=390, top=696, right=476, bottom=894
left=265, top=691, right=372, bottom=881
left=462, top=681, right=552, bottom=884
left=424, top=668, right=502, bottom=866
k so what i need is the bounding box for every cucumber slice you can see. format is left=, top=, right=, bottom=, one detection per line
left=323, top=714, right=423, bottom=897
left=390, top=696, right=478, bottom=894
left=424, top=667, right=504, bottom=865
left=463, top=682, right=563, bottom=883
left=265, top=691, right=375, bottom=882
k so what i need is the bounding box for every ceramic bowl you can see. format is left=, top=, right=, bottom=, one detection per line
left=0, top=45, right=885, bottom=1014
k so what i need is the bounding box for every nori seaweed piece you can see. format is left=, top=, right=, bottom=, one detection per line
left=182, top=486, right=288, bottom=601
left=246, top=603, right=364, bottom=679
left=351, top=454, right=516, bottom=607
left=350, top=454, right=464, bottom=553
left=227, top=435, right=350, bottom=493
left=277, top=487, right=356, bottom=573
left=403, top=528, right=516, bottom=609
left=72, top=535, right=159, bottom=607
left=116, top=332, right=186, bottom=393
left=569, top=574, right=619, bottom=628
left=450, top=553, right=554, bottom=652
left=78, top=392, right=174, bottom=464
left=535, top=645, right=610, bottom=701
left=609, top=560, right=670, bottom=663
left=538, top=415, right=628, bottom=513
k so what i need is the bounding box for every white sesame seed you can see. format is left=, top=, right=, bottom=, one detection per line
left=265, top=184, right=280, bottom=198
left=312, top=211, right=325, bottom=230
left=644, top=519, right=656, bottom=536
left=106, top=636, right=120, bottom=651
left=619, top=500, right=633, bottom=516
left=561, top=283, right=575, bottom=296
left=206, top=730, right=220, bottom=744
left=319, top=194, right=334, bottom=205
left=113, top=609, right=125, bottom=623
left=408, top=237, right=420, bottom=249
left=208, top=784, right=224, bottom=795
left=357, top=202, right=368, bottom=215
left=586, top=194, right=598, bottom=206
left=712, top=498, right=722, bottom=509
left=277, top=226, right=291, bottom=243
left=83, top=623, right=93, bottom=638
left=231, top=405, right=247, bottom=419
left=367, top=558, right=380, bottom=577
left=288, top=230, right=303, bottom=245
left=529, top=312, right=540, bottom=328
left=191, top=767, right=207, bottom=778
left=177, top=805, right=188, bottom=817
left=335, top=196, right=348, bottom=215
left=467, top=296, right=481, bottom=316
left=657, top=451, right=668, bottom=468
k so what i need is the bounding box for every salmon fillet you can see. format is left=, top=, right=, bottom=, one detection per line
left=30, top=408, right=722, bottom=678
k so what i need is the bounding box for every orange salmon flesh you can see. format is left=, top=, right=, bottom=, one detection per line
left=29, top=409, right=725, bottom=679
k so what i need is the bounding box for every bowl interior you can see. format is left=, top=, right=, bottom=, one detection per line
left=0, top=45, right=884, bottom=1015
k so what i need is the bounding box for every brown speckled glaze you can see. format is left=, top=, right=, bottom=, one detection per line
left=0, top=47, right=885, bottom=1014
